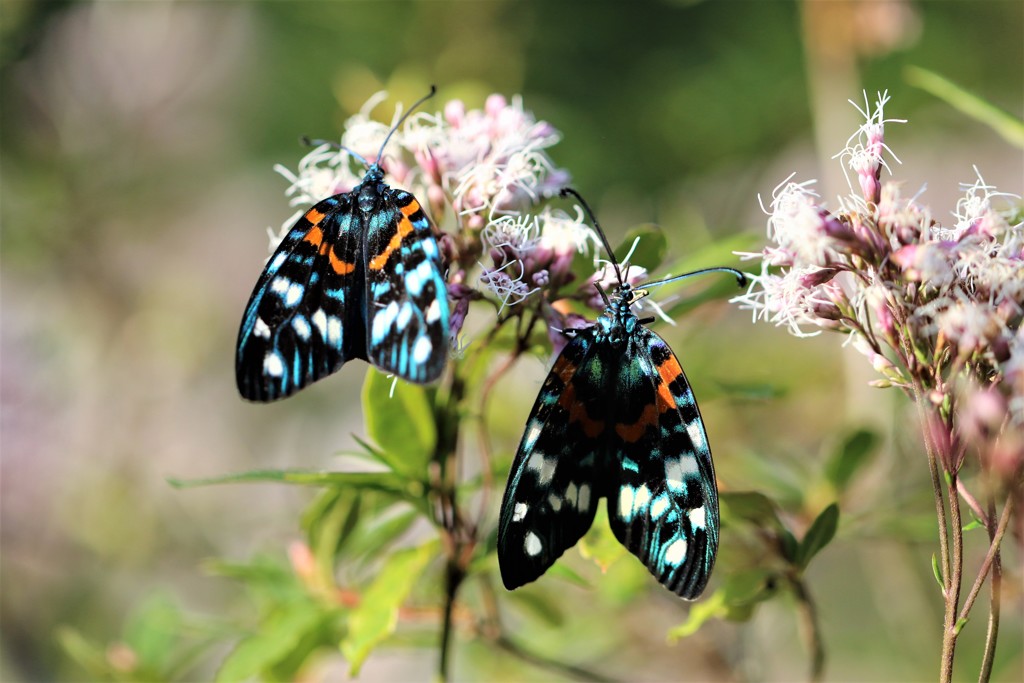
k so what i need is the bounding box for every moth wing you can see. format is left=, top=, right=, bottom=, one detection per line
left=606, top=328, right=719, bottom=599
left=236, top=195, right=365, bottom=401
left=497, top=331, right=606, bottom=590
left=363, top=190, right=449, bottom=383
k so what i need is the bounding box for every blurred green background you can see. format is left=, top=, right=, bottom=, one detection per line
left=1, top=1, right=1021, bottom=681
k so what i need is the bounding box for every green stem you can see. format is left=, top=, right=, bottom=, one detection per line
left=941, top=468, right=963, bottom=683
left=439, top=560, right=465, bottom=683
left=969, top=498, right=1013, bottom=683
left=492, top=635, right=619, bottom=683
left=792, top=576, right=825, bottom=683
left=915, top=388, right=951, bottom=591
left=434, top=370, right=469, bottom=682
left=912, top=384, right=957, bottom=683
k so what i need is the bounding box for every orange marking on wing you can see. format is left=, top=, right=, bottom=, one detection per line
left=615, top=403, right=660, bottom=443
left=328, top=247, right=355, bottom=275
left=553, top=356, right=578, bottom=386
left=400, top=199, right=421, bottom=218
left=305, top=208, right=326, bottom=224
left=656, top=355, right=683, bottom=411
left=557, top=379, right=605, bottom=438
left=303, top=225, right=324, bottom=249
left=368, top=216, right=415, bottom=271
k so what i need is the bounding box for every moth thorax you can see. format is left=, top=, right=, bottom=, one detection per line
left=357, top=184, right=379, bottom=212
left=600, top=307, right=636, bottom=347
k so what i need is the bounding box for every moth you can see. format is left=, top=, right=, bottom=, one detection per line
left=236, top=87, right=449, bottom=401
left=498, top=188, right=744, bottom=598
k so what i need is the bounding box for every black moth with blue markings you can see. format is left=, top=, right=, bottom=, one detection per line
left=497, top=189, right=745, bottom=598
left=236, top=88, right=450, bottom=401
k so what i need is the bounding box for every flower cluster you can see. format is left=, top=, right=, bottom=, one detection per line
left=733, top=91, right=1023, bottom=480
left=269, top=91, right=612, bottom=351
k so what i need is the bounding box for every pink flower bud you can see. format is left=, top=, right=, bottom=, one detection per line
left=444, top=99, right=465, bottom=126
left=799, top=268, right=840, bottom=288
left=485, top=93, right=507, bottom=117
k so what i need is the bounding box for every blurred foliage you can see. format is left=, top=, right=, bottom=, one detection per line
left=1, top=1, right=1021, bottom=682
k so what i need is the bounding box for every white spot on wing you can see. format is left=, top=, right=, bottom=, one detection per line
left=254, top=317, right=270, bottom=339
left=312, top=309, right=328, bottom=337
left=619, top=486, right=635, bottom=521
left=689, top=505, right=706, bottom=530
left=548, top=494, right=562, bottom=511
left=263, top=352, right=284, bottom=377
left=397, top=302, right=413, bottom=329
left=406, top=269, right=423, bottom=295
left=665, top=458, right=699, bottom=492
left=565, top=482, right=578, bottom=507
left=523, top=421, right=542, bottom=449
left=270, top=276, right=290, bottom=294
left=292, top=316, right=311, bottom=340
left=633, top=484, right=651, bottom=515
left=577, top=483, right=591, bottom=511
left=426, top=298, right=442, bottom=323
left=412, top=336, right=432, bottom=364
left=650, top=495, right=669, bottom=520
left=524, top=531, right=542, bottom=556
left=374, top=301, right=399, bottom=340
left=664, top=538, right=688, bottom=567
left=512, top=502, right=527, bottom=522
left=327, top=316, right=342, bottom=347
left=687, top=419, right=706, bottom=450
left=538, top=456, right=556, bottom=485
left=285, top=282, right=304, bottom=307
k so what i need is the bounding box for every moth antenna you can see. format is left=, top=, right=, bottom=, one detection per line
left=594, top=281, right=612, bottom=307
left=559, top=187, right=623, bottom=287
left=375, top=84, right=437, bottom=164
left=642, top=266, right=748, bottom=291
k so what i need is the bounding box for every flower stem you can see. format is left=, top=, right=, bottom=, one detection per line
left=966, top=497, right=1013, bottom=683
left=940, top=468, right=963, bottom=683
left=792, top=575, right=825, bottom=683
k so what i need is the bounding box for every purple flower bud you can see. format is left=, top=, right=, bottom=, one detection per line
left=799, top=268, right=840, bottom=288
left=448, top=296, right=470, bottom=347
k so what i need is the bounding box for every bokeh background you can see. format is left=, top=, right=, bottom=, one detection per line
left=2, top=1, right=1021, bottom=681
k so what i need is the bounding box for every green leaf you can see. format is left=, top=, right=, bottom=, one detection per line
left=302, top=489, right=361, bottom=574
left=719, top=491, right=785, bottom=530
left=170, top=470, right=429, bottom=515
left=667, top=589, right=728, bottom=640
left=796, top=503, right=839, bottom=569
left=342, top=507, right=421, bottom=562
left=779, top=529, right=799, bottom=564
left=56, top=627, right=118, bottom=681
left=216, top=602, right=325, bottom=682
left=672, top=570, right=777, bottom=630
left=362, top=371, right=436, bottom=479
left=931, top=553, right=945, bottom=591
left=906, top=66, right=1024, bottom=149
left=825, top=429, right=879, bottom=492
left=545, top=562, right=592, bottom=589
left=579, top=512, right=626, bottom=572
left=615, top=224, right=668, bottom=271
left=506, top=590, right=566, bottom=627
left=123, top=593, right=183, bottom=677
left=339, top=542, right=436, bottom=676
